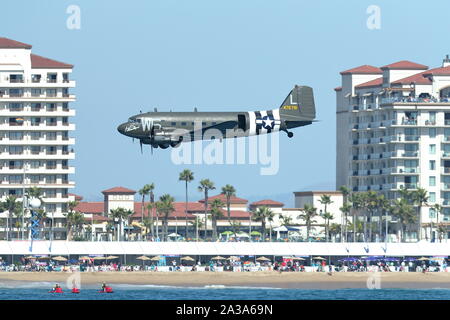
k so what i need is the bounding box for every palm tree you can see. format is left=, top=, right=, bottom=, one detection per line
left=221, top=184, right=236, bottom=229
left=349, top=193, right=363, bottom=242
left=189, top=216, right=203, bottom=241
left=66, top=211, right=84, bottom=240
left=198, top=179, right=215, bottom=240
left=209, top=199, right=224, bottom=241
left=123, top=209, right=135, bottom=241
left=146, top=203, right=155, bottom=239
left=348, top=219, right=364, bottom=242
left=412, top=187, right=428, bottom=242
left=318, top=194, right=333, bottom=217
left=339, top=202, right=351, bottom=242
left=179, top=169, right=194, bottom=239
left=432, top=203, right=443, bottom=241
left=1, top=196, right=21, bottom=241
left=365, top=191, right=378, bottom=242
left=392, top=198, right=416, bottom=242
left=298, top=204, right=318, bottom=241
left=109, top=208, right=127, bottom=241
left=64, top=201, right=79, bottom=241
left=278, top=213, right=293, bottom=227
left=322, top=212, right=334, bottom=242
left=329, top=223, right=341, bottom=242
left=138, top=184, right=152, bottom=234
left=252, top=206, right=274, bottom=241
left=437, top=223, right=447, bottom=243
left=156, top=194, right=175, bottom=241
left=339, top=186, right=351, bottom=242
left=377, top=195, right=389, bottom=242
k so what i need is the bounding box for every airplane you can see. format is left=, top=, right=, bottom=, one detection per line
left=117, top=85, right=316, bottom=151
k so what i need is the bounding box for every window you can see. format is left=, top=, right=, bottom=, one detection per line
left=30, top=132, right=41, bottom=140
left=31, top=117, right=41, bottom=126
left=171, top=122, right=176, bottom=126
left=429, top=176, right=436, bottom=187
left=429, top=160, right=436, bottom=170
left=46, top=132, right=57, bottom=141
left=62, top=103, right=69, bottom=111
left=9, top=132, right=23, bottom=140
left=45, top=204, right=56, bottom=212
left=47, top=118, right=57, bottom=126
left=30, top=161, right=41, bottom=169
left=46, top=146, right=56, bottom=155
left=429, top=192, right=436, bottom=203
left=46, top=89, right=57, bottom=97
left=31, top=88, right=41, bottom=97
left=9, top=175, right=23, bottom=184
left=429, top=207, right=436, bottom=218
left=29, top=175, right=40, bottom=184
left=181, top=122, right=187, bottom=126
left=46, top=103, right=56, bottom=112
left=31, top=103, right=41, bottom=111
left=9, top=103, right=23, bottom=111
left=46, top=161, right=57, bottom=169
left=46, top=175, right=56, bottom=184
left=429, top=144, right=436, bottom=154
left=30, top=146, right=40, bottom=154
left=429, top=128, right=436, bottom=138
left=429, top=111, right=436, bottom=124
left=45, top=189, right=56, bottom=198
left=31, top=74, right=41, bottom=83
left=9, top=146, right=23, bottom=155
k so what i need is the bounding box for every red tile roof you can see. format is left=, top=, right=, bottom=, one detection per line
left=198, top=194, right=248, bottom=204
left=84, top=214, right=110, bottom=223
left=132, top=202, right=206, bottom=218
left=75, top=202, right=104, bottom=214
left=30, top=54, right=73, bottom=69
left=0, top=37, right=32, bottom=49
left=250, top=199, right=284, bottom=207
left=102, top=186, right=136, bottom=194
left=423, top=65, right=450, bottom=76
left=391, top=70, right=433, bottom=85
left=218, top=210, right=251, bottom=218
left=340, top=65, right=382, bottom=75
left=380, top=60, right=428, bottom=70
left=355, top=77, right=383, bottom=89
left=69, top=193, right=83, bottom=201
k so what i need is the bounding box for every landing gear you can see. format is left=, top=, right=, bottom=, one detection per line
left=287, top=131, right=294, bottom=138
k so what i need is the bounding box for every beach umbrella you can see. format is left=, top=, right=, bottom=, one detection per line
left=417, top=257, right=429, bottom=261
left=312, top=256, right=326, bottom=260
left=221, top=231, right=233, bottom=235
left=78, top=256, right=92, bottom=260
left=181, top=256, right=195, bottom=261
left=36, top=256, right=50, bottom=260
left=92, top=256, right=106, bottom=260
left=24, top=256, right=36, bottom=260
left=250, top=231, right=261, bottom=236
left=256, top=257, right=271, bottom=262
left=105, top=255, right=119, bottom=260
left=136, top=256, right=151, bottom=261
left=227, top=256, right=240, bottom=261
left=292, top=257, right=306, bottom=261
left=150, top=256, right=161, bottom=261
left=52, top=256, right=68, bottom=262
left=211, top=256, right=226, bottom=260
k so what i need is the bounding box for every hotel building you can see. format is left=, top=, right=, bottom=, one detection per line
left=335, top=56, right=450, bottom=238
left=0, top=37, right=76, bottom=239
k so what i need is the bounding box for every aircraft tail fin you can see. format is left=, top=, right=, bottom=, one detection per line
left=279, top=85, right=315, bottom=122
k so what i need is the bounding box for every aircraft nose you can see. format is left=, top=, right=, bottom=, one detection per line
left=117, top=123, right=127, bottom=135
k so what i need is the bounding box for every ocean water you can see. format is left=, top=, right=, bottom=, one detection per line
left=0, top=282, right=450, bottom=300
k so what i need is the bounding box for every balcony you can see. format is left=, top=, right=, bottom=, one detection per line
left=400, top=151, right=419, bottom=158
left=404, top=135, right=420, bottom=142
left=442, top=184, right=450, bottom=190
left=381, top=97, right=450, bottom=104
left=443, top=152, right=450, bottom=158
left=442, top=168, right=450, bottom=174
left=401, top=119, right=417, bottom=126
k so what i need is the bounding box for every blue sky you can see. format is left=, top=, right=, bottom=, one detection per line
left=2, top=0, right=450, bottom=204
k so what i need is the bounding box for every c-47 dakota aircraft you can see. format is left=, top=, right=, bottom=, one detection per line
left=117, top=85, right=316, bottom=150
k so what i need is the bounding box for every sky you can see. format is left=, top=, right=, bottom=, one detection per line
left=2, top=0, right=450, bottom=204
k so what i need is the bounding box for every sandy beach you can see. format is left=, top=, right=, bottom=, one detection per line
left=0, top=271, right=450, bottom=289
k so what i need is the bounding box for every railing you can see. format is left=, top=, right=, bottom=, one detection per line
left=9, top=79, right=24, bottom=83
left=381, top=97, right=450, bottom=104
left=443, top=168, right=450, bottom=174
left=401, top=119, right=417, bottom=125
left=401, top=151, right=419, bottom=157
